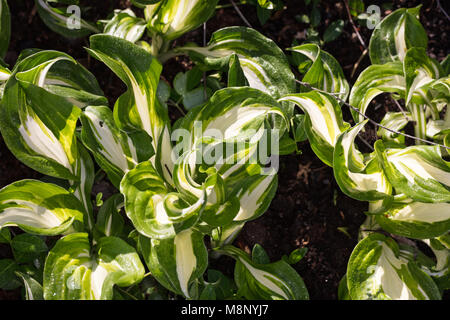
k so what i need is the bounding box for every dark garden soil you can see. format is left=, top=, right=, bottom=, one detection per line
left=1, top=0, right=449, bottom=300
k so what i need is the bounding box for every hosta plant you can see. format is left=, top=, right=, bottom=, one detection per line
left=1, top=0, right=449, bottom=301
left=281, top=5, right=450, bottom=300
left=0, top=0, right=309, bottom=299
left=35, top=0, right=219, bottom=57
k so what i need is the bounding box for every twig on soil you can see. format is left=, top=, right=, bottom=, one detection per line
left=295, top=79, right=450, bottom=150
left=297, top=161, right=311, bottom=184
left=437, top=0, right=450, bottom=21
left=343, top=0, right=367, bottom=49
left=230, top=0, right=253, bottom=28
left=29, top=5, right=37, bottom=24
left=392, top=98, right=410, bottom=120
left=350, top=48, right=368, bottom=79
left=311, top=165, right=328, bottom=172
left=344, top=0, right=370, bottom=80
left=357, top=135, right=374, bottom=151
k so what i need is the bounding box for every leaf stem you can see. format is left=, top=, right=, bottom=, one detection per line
left=116, top=286, right=139, bottom=300
left=203, top=22, right=208, bottom=100
left=168, top=99, right=186, bottom=116
left=216, top=1, right=248, bottom=9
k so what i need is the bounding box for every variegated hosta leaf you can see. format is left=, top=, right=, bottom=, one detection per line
left=369, top=6, right=427, bottom=64
left=289, top=43, right=349, bottom=101
left=349, top=61, right=405, bottom=123
left=95, top=194, right=124, bottom=238
left=177, top=87, right=287, bottom=169
left=231, top=171, right=278, bottom=222
left=425, top=76, right=450, bottom=106
left=351, top=49, right=442, bottom=131
left=333, top=121, right=392, bottom=201
left=375, top=201, right=450, bottom=239
left=442, top=55, right=450, bottom=76
left=121, top=87, right=282, bottom=239
left=132, top=0, right=161, bottom=7
left=35, top=0, right=99, bottom=38
left=0, top=180, right=85, bottom=236
left=43, top=233, right=145, bottom=300
left=422, top=235, right=450, bottom=290
left=428, top=107, right=450, bottom=143
left=227, top=53, right=247, bottom=87
left=219, top=245, right=309, bottom=300
left=211, top=221, right=245, bottom=249
left=0, top=64, right=10, bottom=99
left=146, top=0, right=218, bottom=41
left=393, top=239, right=450, bottom=293
left=403, top=47, right=442, bottom=106
left=0, top=51, right=98, bottom=221
left=42, top=55, right=107, bottom=108
left=174, top=88, right=284, bottom=227
left=338, top=274, right=351, bottom=300
left=375, top=141, right=450, bottom=203
left=120, top=161, right=205, bottom=239
left=15, top=271, right=44, bottom=300
left=171, top=150, right=240, bottom=228
left=347, top=233, right=441, bottom=300
left=80, top=105, right=154, bottom=187
left=428, top=124, right=450, bottom=142
left=377, top=111, right=410, bottom=144
left=139, top=229, right=208, bottom=298
left=279, top=91, right=350, bottom=166
left=175, top=153, right=277, bottom=229
left=0, top=0, right=11, bottom=58
left=88, top=35, right=174, bottom=185
left=101, top=9, right=147, bottom=43
left=0, top=51, right=83, bottom=180
left=72, top=144, right=95, bottom=226
left=177, top=27, right=296, bottom=114
left=186, top=87, right=287, bottom=139
left=175, top=87, right=287, bottom=179
left=0, top=64, right=10, bottom=82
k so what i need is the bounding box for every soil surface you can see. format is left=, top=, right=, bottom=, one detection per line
left=1, top=0, right=449, bottom=300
